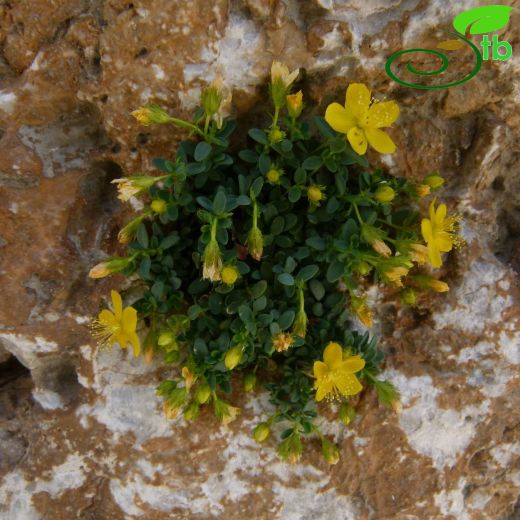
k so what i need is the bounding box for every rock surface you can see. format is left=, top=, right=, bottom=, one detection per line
left=0, top=0, right=519, bottom=518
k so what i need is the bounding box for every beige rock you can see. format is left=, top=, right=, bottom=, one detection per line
left=0, top=0, right=519, bottom=518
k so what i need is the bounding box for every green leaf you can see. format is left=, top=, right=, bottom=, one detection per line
left=270, top=216, right=285, bottom=235
left=139, top=256, right=151, bottom=279
left=278, top=273, right=295, bottom=286
left=296, top=264, right=319, bottom=282
left=326, top=260, right=344, bottom=283
left=160, top=233, right=180, bottom=249
left=306, top=236, right=325, bottom=251
left=314, top=116, right=335, bottom=138
left=309, top=279, right=325, bottom=301
left=194, top=141, right=212, bottom=161
left=188, top=304, right=203, bottom=320
left=136, top=223, right=149, bottom=248
left=453, top=5, right=512, bottom=35
left=253, top=296, right=267, bottom=312
left=238, top=305, right=254, bottom=324
left=258, top=154, right=271, bottom=174
left=248, top=128, right=268, bottom=144
left=278, top=310, right=295, bottom=330
left=186, top=162, right=206, bottom=175
left=294, top=167, right=306, bottom=184
left=250, top=280, right=267, bottom=298
left=288, top=186, right=301, bottom=203
left=239, top=149, right=258, bottom=163
left=196, top=196, right=213, bottom=211
left=302, top=155, right=322, bottom=170
left=151, top=280, right=165, bottom=299
left=250, top=177, right=264, bottom=198
left=212, top=191, right=227, bottom=214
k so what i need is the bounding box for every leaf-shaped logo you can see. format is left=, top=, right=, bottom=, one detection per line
left=453, top=5, right=512, bottom=35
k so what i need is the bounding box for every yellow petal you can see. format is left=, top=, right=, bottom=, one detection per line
left=315, top=381, right=333, bottom=402
left=436, top=232, right=453, bottom=252
left=421, top=219, right=433, bottom=243
left=347, top=127, right=368, bottom=155
left=335, top=374, right=363, bottom=397
left=367, top=100, right=400, bottom=128
left=340, top=355, right=365, bottom=374
left=98, top=309, right=117, bottom=326
left=116, top=332, right=129, bottom=349
left=325, top=102, right=356, bottom=133
left=128, top=332, right=141, bottom=357
left=346, top=83, right=371, bottom=121
left=324, top=342, right=343, bottom=369
left=435, top=203, right=447, bottom=227
left=122, top=306, right=137, bottom=334
left=428, top=243, right=443, bottom=268
left=365, top=127, right=396, bottom=154
left=111, top=290, right=123, bottom=319
left=313, top=361, right=328, bottom=379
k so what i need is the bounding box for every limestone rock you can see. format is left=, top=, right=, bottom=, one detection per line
left=0, top=1, right=519, bottom=518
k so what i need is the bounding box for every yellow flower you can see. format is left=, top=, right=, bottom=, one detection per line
left=325, top=83, right=399, bottom=155
left=411, top=275, right=450, bottom=292
left=421, top=200, right=460, bottom=268
left=313, top=342, right=365, bottom=401
left=272, top=332, right=294, bottom=352
left=221, top=265, right=240, bottom=285
left=91, top=290, right=140, bottom=357
left=415, top=184, right=431, bottom=198
left=286, top=90, right=303, bottom=119
left=372, top=239, right=392, bottom=257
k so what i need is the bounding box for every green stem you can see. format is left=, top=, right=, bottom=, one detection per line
left=203, top=115, right=210, bottom=137
left=272, top=106, right=280, bottom=128
left=168, top=116, right=203, bottom=135
left=210, top=217, right=218, bottom=240
left=353, top=203, right=364, bottom=225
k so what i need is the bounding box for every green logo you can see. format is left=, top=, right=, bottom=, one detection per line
left=385, top=5, right=513, bottom=89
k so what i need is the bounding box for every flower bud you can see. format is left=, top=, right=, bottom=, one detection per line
left=411, top=275, right=449, bottom=292
left=321, top=437, right=340, bottom=465
left=292, top=307, right=308, bottom=338
left=286, top=90, right=303, bottom=119
left=307, top=185, right=326, bottom=205
left=151, top=199, right=167, bottom=214
left=277, top=433, right=303, bottom=464
left=183, top=401, right=200, bottom=421
left=224, top=345, right=243, bottom=370
left=268, top=126, right=285, bottom=143
left=339, top=402, right=356, bottom=426
left=353, top=261, right=372, bottom=276
left=220, top=265, right=240, bottom=285
left=266, top=167, right=283, bottom=185
left=158, top=331, right=176, bottom=347
left=415, top=184, right=431, bottom=198
left=88, top=257, right=130, bottom=279
left=423, top=173, right=444, bottom=190
left=350, top=294, right=373, bottom=328
left=374, top=185, right=395, bottom=203
left=243, top=373, right=257, bottom=392
left=201, top=79, right=223, bottom=116
left=131, top=104, right=172, bottom=125
left=213, top=399, right=240, bottom=425
left=246, top=226, right=264, bottom=261
left=400, top=287, right=417, bottom=305
left=195, top=383, right=211, bottom=404
left=253, top=423, right=270, bottom=443
left=202, top=238, right=223, bottom=282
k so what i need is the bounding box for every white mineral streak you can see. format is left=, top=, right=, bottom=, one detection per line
left=0, top=453, right=87, bottom=519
